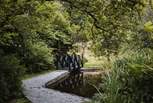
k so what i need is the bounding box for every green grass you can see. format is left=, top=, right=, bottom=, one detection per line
left=83, top=53, right=110, bottom=69
left=82, top=47, right=105, bottom=68
left=84, top=58, right=104, bottom=68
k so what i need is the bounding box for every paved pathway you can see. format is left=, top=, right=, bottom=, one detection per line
left=22, top=70, right=89, bottom=103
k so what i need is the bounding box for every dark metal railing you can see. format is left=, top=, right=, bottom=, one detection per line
left=53, top=53, right=84, bottom=88
left=54, top=53, right=83, bottom=73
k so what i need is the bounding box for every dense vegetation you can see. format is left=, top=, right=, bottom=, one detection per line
left=1, top=0, right=153, bottom=103
left=0, top=0, right=73, bottom=102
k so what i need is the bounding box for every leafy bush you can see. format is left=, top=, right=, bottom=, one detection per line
left=24, top=41, right=53, bottom=73
left=0, top=51, right=25, bottom=103
left=91, top=49, right=153, bottom=103
left=121, top=49, right=153, bottom=103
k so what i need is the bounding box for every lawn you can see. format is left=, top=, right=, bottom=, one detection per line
left=83, top=47, right=105, bottom=69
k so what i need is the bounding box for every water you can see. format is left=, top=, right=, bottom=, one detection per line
left=50, top=73, right=102, bottom=98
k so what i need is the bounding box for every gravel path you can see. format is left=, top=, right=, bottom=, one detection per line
left=22, top=70, right=89, bottom=103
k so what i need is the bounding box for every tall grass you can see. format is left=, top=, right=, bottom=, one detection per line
left=91, top=49, right=153, bottom=103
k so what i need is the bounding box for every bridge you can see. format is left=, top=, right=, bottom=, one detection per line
left=49, top=53, right=84, bottom=89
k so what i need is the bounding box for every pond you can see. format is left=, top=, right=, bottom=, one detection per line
left=49, top=70, right=102, bottom=98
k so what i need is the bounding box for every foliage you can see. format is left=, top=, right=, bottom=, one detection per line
left=0, top=0, right=74, bottom=72
left=24, top=41, right=53, bottom=72
left=144, top=21, right=153, bottom=32
left=59, top=0, right=153, bottom=61
left=91, top=49, right=153, bottom=103
left=60, top=0, right=142, bottom=58
left=0, top=0, right=153, bottom=102
left=15, top=97, right=30, bottom=103
left=0, top=50, right=25, bottom=103
left=0, top=0, right=73, bottom=102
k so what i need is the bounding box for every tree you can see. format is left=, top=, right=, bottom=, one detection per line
left=56, top=0, right=153, bottom=60
left=0, top=0, right=73, bottom=101
left=0, top=0, right=73, bottom=72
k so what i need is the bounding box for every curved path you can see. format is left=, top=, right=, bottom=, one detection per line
left=22, top=70, right=90, bottom=103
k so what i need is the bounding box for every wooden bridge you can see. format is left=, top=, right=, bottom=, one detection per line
left=46, top=53, right=84, bottom=89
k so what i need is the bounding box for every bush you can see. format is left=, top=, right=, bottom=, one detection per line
left=120, top=49, right=153, bottom=103
left=91, top=49, right=153, bottom=103
left=24, top=42, right=53, bottom=73
left=0, top=51, right=25, bottom=103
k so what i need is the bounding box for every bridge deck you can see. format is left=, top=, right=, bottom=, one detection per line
left=22, top=70, right=89, bottom=103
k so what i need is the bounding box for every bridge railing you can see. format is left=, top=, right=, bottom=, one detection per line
left=51, top=53, right=84, bottom=88
left=54, top=53, right=83, bottom=73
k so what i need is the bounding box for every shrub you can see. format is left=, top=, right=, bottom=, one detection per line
left=0, top=51, right=25, bottom=103
left=24, top=41, right=53, bottom=73
left=120, top=49, right=153, bottom=103
left=91, top=49, right=153, bottom=103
